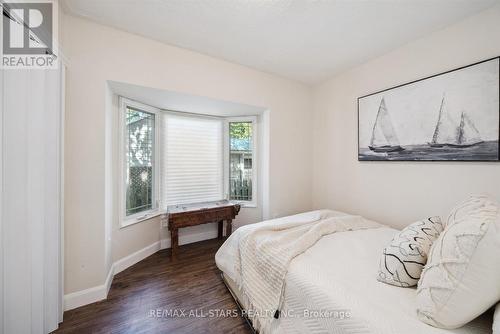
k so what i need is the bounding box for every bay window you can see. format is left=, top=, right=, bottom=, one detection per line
left=120, top=98, right=257, bottom=227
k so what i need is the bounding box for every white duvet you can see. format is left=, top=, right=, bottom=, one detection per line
left=216, top=210, right=493, bottom=334
left=217, top=210, right=380, bottom=333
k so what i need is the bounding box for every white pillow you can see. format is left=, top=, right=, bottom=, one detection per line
left=416, top=195, right=500, bottom=329
left=494, top=303, right=500, bottom=334
left=378, top=216, right=443, bottom=287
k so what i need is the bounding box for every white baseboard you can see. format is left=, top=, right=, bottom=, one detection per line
left=113, top=241, right=161, bottom=275
left=64, top=265, right=114, bottom=311
left=104, top=263, right=114, bottom=296
left=63, top=230, right=216, bottom=311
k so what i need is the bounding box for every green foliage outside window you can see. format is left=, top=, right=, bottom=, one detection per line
left=229, top=122, right=253, bottom=201
left=126, top=107, right=155, bottom=215
left=230, top=122, right=252, bottom=139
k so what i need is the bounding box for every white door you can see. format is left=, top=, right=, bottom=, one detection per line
left=1, top=63, right=64, bottom=333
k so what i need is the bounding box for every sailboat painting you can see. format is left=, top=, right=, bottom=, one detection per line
left=358, top=57, right=499, bottom=161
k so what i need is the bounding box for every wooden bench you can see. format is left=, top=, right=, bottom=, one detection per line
left=167, top=201, right=241, bottom=257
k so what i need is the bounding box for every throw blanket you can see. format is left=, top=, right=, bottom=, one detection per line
left=216, top=210, right=381, bottom=334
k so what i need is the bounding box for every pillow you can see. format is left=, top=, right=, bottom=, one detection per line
left=494, top=303, right=500, bottom=334
left=416, top=195, right=500, bottom=329
left=377, top=216, right=443, bottom=287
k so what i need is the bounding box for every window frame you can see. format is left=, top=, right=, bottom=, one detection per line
left=224, top=116, right=258, bottom=208
left=119, top=97, right=161, bottom=228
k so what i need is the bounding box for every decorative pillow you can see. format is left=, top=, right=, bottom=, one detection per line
left=377, top=216, right=443, bottom=287
left=416, top=195, right=500, bottom=329
left=494, top=303, right=500, bottom=334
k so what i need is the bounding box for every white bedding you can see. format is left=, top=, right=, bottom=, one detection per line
left=216, top=211, right=493, bottom=334
left=219, top=209, right=380, bottom=333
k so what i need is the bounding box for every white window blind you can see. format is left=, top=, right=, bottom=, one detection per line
left=161, top=113, right=224, bottom=206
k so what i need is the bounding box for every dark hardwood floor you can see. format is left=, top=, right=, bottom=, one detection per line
left=54, top=239, right=252, bottom=334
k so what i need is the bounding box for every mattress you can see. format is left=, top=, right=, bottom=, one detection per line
left=220, top=225, right=493, bottom=334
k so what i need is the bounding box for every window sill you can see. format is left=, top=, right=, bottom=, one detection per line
left=234, top=202, right=257, bottom=209
left=120, top=210, right=163, bottom=228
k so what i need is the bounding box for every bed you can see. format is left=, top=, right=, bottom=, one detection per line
left=215, top=210, right=493, bottom=334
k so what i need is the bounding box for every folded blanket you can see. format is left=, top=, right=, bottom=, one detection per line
left=216, top=210, right=338, bottom=282
left=216, top=210, right=381, bottom=334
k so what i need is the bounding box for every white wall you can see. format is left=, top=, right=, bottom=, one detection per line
left=63, top=14, right=312, bottom=294
left=312, top=5, right=500, bottom=229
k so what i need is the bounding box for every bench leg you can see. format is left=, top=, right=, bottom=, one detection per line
left=218, top=220, right=224, bottom=239
left=171, top=228, right=178, bottom=258
left=226, top=219, right=232, bottom=237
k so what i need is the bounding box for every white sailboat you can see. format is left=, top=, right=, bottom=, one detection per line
left=369, top=97, right=404, bottom=153
left=429, top=96, right=456, bottom=147
left=429, top=95, right=483, bottom=148
left=450, top=112, right=484, bottom=147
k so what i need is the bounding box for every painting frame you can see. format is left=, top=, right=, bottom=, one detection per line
left=357, top=56, right=500, bottom=162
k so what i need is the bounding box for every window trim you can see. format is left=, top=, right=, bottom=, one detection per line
left=119, top=97, right=161, bottom=228
left=224, top=116, right=258, bottom=208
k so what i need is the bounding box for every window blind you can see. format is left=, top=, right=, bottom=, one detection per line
left=161, top=113, right=223, bottom=206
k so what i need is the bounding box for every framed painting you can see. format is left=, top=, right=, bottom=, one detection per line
left=358, top=57, right=500, bottom=161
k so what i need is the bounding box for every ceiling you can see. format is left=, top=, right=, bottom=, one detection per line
left=62, top=0, right=499, bottom=84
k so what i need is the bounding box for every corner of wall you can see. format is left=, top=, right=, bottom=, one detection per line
left=104, top=84, right=115, bottom=278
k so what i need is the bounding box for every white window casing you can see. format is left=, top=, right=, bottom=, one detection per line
left=119, top=98, right=160, bottom=227
left=225, top=116, right=258, bottom=208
